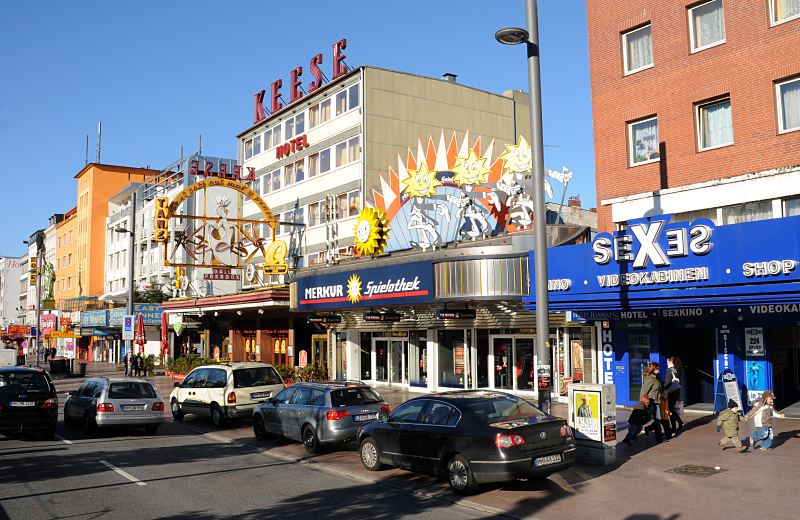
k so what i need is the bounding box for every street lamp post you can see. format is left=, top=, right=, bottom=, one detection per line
left=496, top=0, right=552, bottom=413
left=116, top=189, right=137, bottom=361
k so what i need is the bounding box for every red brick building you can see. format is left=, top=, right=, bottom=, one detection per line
left=587, top=0, right=800, bottom=232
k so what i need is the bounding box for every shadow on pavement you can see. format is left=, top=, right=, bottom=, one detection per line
left=771, top=428, right=800, bottom=449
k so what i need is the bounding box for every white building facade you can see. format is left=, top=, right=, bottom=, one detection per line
left=0, top=257, right=23, bottom=328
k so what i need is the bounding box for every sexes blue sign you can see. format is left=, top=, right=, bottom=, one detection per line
left=525, top=215, right=800, bottom=311
left=295, top=261, right=434, bottom=311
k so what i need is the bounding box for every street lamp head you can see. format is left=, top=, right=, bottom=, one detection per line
left=495, top=27, right=529, bottom=45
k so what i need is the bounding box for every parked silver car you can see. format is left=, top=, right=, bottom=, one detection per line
left=64, top=377, right=165, bottom=434
left=252, top=381, right=389, bottom=454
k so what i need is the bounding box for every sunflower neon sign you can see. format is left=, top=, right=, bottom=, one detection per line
left=353, top=207, right=390, bottom=257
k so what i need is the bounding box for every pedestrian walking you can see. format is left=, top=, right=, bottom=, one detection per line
left=135, top=352, right=144, bottom=377
left=658, top=390, right=673, bottom=440
left=640, top=362, right=665, bottom=443
left=622, top=395, right=652, bottom=446
left=717, top=399, right=746, bottom=452
left=666, top=356, right=684, bottom=436
left=745, top=390, right=785, bottom=451
left=123, top=352, right=129, bottom=377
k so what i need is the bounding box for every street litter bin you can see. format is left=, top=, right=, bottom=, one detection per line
left=79, top=361, right=87, bottom=377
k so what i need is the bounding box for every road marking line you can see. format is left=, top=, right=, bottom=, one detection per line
left=55, top=434, right=73, bottom=445
left=205, top=432, right=234, bottom=444
left=99, top=459, right=147, bottom=486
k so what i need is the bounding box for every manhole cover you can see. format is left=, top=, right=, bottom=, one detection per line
left=666, top=465, right=728, bottom=478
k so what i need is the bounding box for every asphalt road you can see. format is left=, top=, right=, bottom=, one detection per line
left=0, top=404, right=488, bottom=520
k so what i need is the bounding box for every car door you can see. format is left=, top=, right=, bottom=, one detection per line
left=262, top=387, right=296, bottom=435
left=203, top=368, right=228, bottom=411
left=177, top=370, right=202, bottom=414
left=382, top=399, right=429, bottom=468
left=74, top=380, right=97, bottom=418
left=285, top=386, right=313, bottom=441
left=67, top=381, right=90, bottom=419
left=416, top=401, right=461, bottom=472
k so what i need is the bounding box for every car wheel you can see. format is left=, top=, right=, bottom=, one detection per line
left=144, top=424, right=159, bottom=435
left=302, top=425, right=321, bottom=454
left=253, top=415, right=269, bottom=441
left=447, top=455, right=477, bottom=495
left=210, top=404, right=225, bottom=428
left=63, top=406, right=73, bottom=426
left=171, top=400, right=184, bottom=421
left=359, top=437, right=384, bottom=471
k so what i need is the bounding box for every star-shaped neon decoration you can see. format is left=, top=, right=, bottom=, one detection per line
left=401, top=163, right=442, bottom=198
left=451, top=150, right=491, bottom=187
left=499, top=135, right=532, bottom=173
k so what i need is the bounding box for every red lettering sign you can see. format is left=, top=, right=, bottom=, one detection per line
left=275, top=135, right=309, bottom=160
left=189, top=159, right=198, bottom=175
left=252, top=39, right=350, bottom=123
left=333, top=38, right=348, bottom=78
left=271, top=79, right=283, bottom=114
left=254, top=89, right=267, bottom=124
left=309, top=53, right=323, bottom=93
left=218, top=162, right=227, bottom=177
left=290, top=67, right=303, bottom=103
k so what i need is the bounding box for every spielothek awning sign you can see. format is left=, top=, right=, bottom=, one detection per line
left=294, top=261, right=433, bottom=310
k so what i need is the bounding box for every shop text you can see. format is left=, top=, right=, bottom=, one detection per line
left=597, top=267, right=709, bottom=287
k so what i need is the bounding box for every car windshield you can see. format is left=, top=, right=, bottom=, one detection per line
left=465, top=395, right=545, bottom=423
left=233, top=367, right=282, bottom=388
left=330, top=387, right=382, bottom=407
left=108, top=382, right=157, bottom=399
left=0, top=372, right=50, bottom=393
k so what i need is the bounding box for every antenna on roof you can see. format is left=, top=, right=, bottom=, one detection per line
left=198, top=134, right=202, bottom=155
left=96, top=121, right=102, bottom=163
left=85, top=134, right=89, bottom=165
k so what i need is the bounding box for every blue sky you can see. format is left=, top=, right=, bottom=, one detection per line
left=0, top=0, right=595, bottom=256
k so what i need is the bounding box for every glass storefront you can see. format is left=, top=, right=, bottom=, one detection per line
left=360, top=332, right=371, bottom=381
left=438, top=330, right=466, bottom=388
left=408, top=331, right=428, bottom=387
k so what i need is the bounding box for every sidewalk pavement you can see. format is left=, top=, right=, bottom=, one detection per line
left=46, top=365, right=800, bottom=519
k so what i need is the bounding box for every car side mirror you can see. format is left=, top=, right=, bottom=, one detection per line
left=68, top=390, right=78, bottom=396
left=173, top=381, right=181, bottom=388
left=378, top=411, right=389, bottom=423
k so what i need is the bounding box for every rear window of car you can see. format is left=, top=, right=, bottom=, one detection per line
left=465, top=395, right=545, bottom=423
left=233, top=367, right=282, bottom=388
left=108, top=382, right=157, bottom=399
left=330, top=387, right=382, bottom=407
left=0, top=372, right=50, bottom=393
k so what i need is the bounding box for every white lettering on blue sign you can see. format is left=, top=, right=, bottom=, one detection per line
left=305, top=285, right=344, bottom=300
left=597, top=267, right=709, bottom=287
left=742, top=259, right=797, bottom=278
left=601, top=327, right=614, bottom=385
left=364, top=277, right=420, bottom=298
left=593, top=220, right=713, bottom=267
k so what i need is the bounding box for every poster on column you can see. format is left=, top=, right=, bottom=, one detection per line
left=573, top=390, right=602, bottom=441
left=745, top=360, right=767, bottom=404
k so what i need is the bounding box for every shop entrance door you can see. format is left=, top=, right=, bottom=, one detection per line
left=662, top=327, right=715, bottom=405
left=771, top=327, right=800, bottom=409
left=374, top=338, right=407, bottom=385
left=311, top=334, right=328, bottom=369
left=489, top=335, right=536, bottom=392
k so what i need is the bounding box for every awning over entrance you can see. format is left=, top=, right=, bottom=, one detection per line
left=524, top=215, right=800, bottom=312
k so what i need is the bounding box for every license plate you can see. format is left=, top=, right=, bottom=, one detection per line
left=354, top=413, right=377, bottom=422
left=123, top=405, right=146, bottom=411
left=10, top=401, right=35, bottom=407
left=250, top=392, right=270, bottom=399
left=534, top=454, right=562, bottom=467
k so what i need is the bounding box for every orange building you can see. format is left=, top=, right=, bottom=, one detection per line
left=54, top=207, right=78, bottom=304
left=74, top=164, right=158, bottom=297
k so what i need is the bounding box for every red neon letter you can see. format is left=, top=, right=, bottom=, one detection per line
left=245, top=167, right=255, bottom=182
left=333, top=39, right=348, bottom=78
left=189, top=160, right=198, bottom=175
left=233, top=165, right=241, bottom=179
left=271, top=79, right=283, bottom=113
left=218, top=162, right=227, bottom=178
left=204, top=161, right=213, bottom=176
left=309, top=53, right=324, bottom=92
left=290, top=67, right=303, bottom=103
left=254, top=89, right=266, bottom=124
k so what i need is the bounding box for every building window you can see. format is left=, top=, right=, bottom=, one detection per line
left=777, top=77, right=800, bottom=133
left=335, top=190, right=360, bottom=219
left=335, top=142, right=347, bottom=168
left=335, top=91, right=347, bottom=116
left=261, top=170, right=281, bottom=195
left=309, top=104, right=320, bottom=128
left=622, top=24, right=653, bottom=75
left=308, top=200, right=326, bottom=227
left=245, top=139, right=253, bottom=160
left=253, top=134, right=261, bottom=156
left=348, top=136, right=361, bottom=163
left=263, top=129, right=272, bottom=150
left=320, top=148, right=331, bottom=173
left=348, top=84, right=360, bottom=110
left=672, top=208, right=719, bottom=225
left=721, top=201, right=773, bottom=225
left=770, top=0, right=800, bottom=25
left=308, top=252, right=326, bottom=266
left=272, top=124, right=282, bottom=147
left=284, top=160, right=306, bottom=187
left=308, top=153, right=320, bottom=178
left=688, top=0, right=726, bottom=52
left=285, top=118, right=295, bottom=140
left=280, top=208, right=304, bottom=235
left=628, top=116, right=660, bottom=165
left=294, top=113, right=305, bottom=134
left=785, top=197, right=800, bottom=216
left=697, top=97, right=733, bottom=150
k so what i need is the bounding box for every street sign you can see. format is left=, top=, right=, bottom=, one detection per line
left=122, top=315, right=135, bottom=341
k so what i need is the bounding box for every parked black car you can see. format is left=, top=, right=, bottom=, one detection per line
left=0, top=366, right=58, bottom=439
left=358, top=390, right=576, bottom=494
left=253, top=381, right=389, bottom=453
